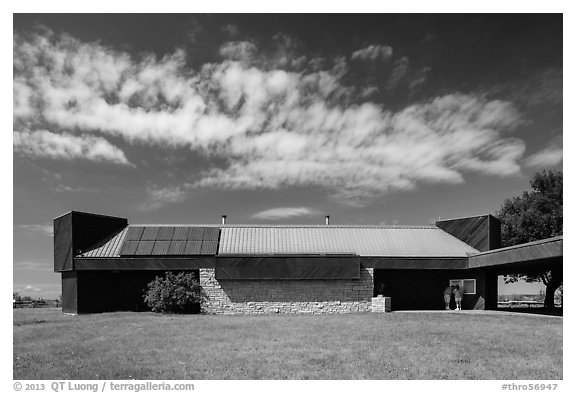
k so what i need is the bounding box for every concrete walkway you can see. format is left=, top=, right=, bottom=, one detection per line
left=392, top=309, right=563, bottom=318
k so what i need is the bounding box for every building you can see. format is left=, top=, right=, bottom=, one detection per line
left=53, top=211, right=563, bottom=314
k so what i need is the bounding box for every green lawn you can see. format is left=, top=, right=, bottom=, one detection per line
left=13, top=308, right=562, bottom=380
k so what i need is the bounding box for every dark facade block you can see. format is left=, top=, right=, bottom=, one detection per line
left=61, top=271, right=78, bottom=313
left=74, top=257, right=215, bottom=270
left=436, top=214, right=501, bottom=252
left=215, top=256, right=360, bottom=280
left=54, top=213, right=74, bottom=272
left=54, top=211, right=128, bottom=272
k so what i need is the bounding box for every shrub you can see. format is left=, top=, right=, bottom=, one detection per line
left=143, top=272, right=205, bottom=313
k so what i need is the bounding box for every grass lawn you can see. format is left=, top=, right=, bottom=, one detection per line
left=13, top=308, right=562, bottom=380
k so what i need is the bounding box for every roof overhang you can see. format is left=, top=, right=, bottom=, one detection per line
left=361, top=257, right=469, bottom=269
left=467, top=236, right=562, bottom=272
left=74, top=256, right=215, bottom=270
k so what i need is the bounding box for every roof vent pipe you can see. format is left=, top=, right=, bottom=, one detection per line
left=221, top=215, right=227, bottom=225
left=325, top=215, right=330, bottom=225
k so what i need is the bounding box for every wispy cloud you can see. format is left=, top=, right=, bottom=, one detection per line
left=351, top=44, right=393, bottom=62
left=221, top=24, right=239, bottom=37
left=219, top=40, right=258, bottom=62
left=252, top=207, right=321, bottom=220
left=387, top=56, right=410, bottom=90
left=140, top=185, right=188, bottom=210
left=52, top=184, right=97, bottom=193
left=14, top=29, right=529, bottom=204
left=13, top=260, right=53, bottom=271
left=16, top=224, right=54, bottom=236
left=523, top=142, right=563, bottom=169
left=480, top=68, right=562, bottom=109
left=13, top=283, right=61, bottom=298
left=13, top=129, right=131, bottom=165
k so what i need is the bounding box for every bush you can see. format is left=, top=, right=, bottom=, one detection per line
left=143, top=272, right=205, bottom=313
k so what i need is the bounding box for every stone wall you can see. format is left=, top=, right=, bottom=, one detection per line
left=199, top=267, right=374, bottom=314
left=371, top=295, right=391, bottom=312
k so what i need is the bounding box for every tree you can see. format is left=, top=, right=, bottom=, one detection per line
left=143, top=272, right=206, bottom=313
left=495, top=170, right=562, bottom=309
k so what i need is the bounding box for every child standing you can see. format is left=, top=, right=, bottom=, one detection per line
left=453, top=285, right=463, bottom=310
left=443, top=285, right=453, bottom=310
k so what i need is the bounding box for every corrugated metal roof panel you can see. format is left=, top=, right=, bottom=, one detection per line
left=152, top=241, right=171, bottom=255
left=141, top=227, right=160, bottom=240
left=135, top=240, right=155, bottom=255
left=185, top=241, right=203, bottom=254
left=201, top=241, right=218, bottom=255
left=168, top=240, right=187, bottom=255
left=218, top=227, right=479, bottom=257
left=157, top=227, right=175, bottom=241
left=203, top=227, right=220, bottom=241
left=79, top=224, right=479, bottom=259
left=119, top=240, right=139, bottom=255
left=125, top=226, right=144, bottom=241
left=188, top=227, right=204, bottom=240
left=172, top=227, right=190, bottom=240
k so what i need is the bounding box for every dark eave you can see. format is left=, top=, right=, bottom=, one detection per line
left=468, top=236, right=562, bottom=270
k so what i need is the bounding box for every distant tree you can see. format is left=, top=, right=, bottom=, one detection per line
left=143, top=272, right=205, bottom=313
left=554, top=285, right=563, bottom=307
left=13, top=292, right=21, bottom=302
left=496, top=170, right=563, bottom=309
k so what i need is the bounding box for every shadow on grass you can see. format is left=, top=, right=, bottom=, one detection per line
left=496, top=307, right=563, bottom=317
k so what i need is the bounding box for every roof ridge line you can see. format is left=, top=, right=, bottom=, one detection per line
left=128, top=224, right=439, bottom=229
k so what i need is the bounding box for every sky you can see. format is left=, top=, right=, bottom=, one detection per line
left=12, top=14, right=563, bottom=298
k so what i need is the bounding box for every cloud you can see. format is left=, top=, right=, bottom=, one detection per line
left=140, top=185, right=188, bottom=210
left=482, top=68, right=563, bottom=109
left=52, top=184, right=96, bottom=193
left=408, top=66, right=432, bottom=91
left=351, top=45, right=393, bottom=61
left=16, top=224, right=54, bottom=236
left=13, top=260, right=53, bottom=271
left=523, top=142, right=563, bottom=169
left=221, top=24, right=239, bottom=37
left=14, top=29, right=529, bottom=205
left=252, top=207, right=321, bottom=220
left=219, top=41, right=258, bottom=62
left=13, top=129, right=131, bottom=165
left=387, top=56, right=410, bottom=90
left=13, top=283, right=61, bottom=298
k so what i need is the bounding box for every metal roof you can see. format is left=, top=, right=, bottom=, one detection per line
left=219, top=226, right=479, bottom=257
left=117, top=226, right=220, bottom=256
left=78, top=224, right=480, bottom=258
left=80, top=227, right=128, bottom=258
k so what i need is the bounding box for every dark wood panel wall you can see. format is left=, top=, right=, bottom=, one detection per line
left=53, top=211, right=128, bottom=272
left=61, top=271, right=78, bottom=313
left=436, top=214, right=501, bottom=252
left=54, top=213, right=74, bottom=272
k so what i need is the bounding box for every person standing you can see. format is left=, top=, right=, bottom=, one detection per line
left=443, top=285, right=453, bottom=310
left=453, top=285, right=463, bottom=310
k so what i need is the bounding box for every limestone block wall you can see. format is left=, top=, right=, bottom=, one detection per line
left=372, top=295, right=391, bottom=312
left=199, top=267, right=374, bottom=314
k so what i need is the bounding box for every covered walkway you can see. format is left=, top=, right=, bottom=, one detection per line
left=467, top=236, right=562, bottom=310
